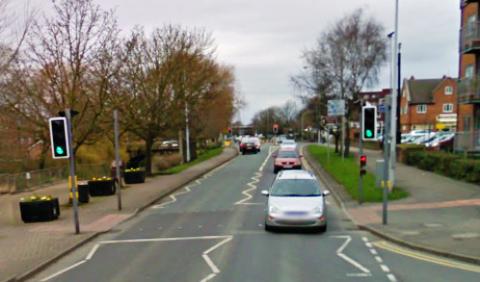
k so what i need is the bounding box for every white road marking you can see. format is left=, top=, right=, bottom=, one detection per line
left=41, top=236, right=234, bottom=282
left=380, top=264, right=390, bottom=273
left=387, top=273, right=398, bottom=282
left=39, top=260, right=87, bottom=281
left=235, top=145, right=273, bottom=206
left=331, top=235, right=371, bottom=276
left=362, top=237, right=397, bottom=282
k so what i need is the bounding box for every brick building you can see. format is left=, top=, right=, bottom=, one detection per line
left=458, top=0, right=480, bottom=152
left=400, top=77, right=457, bottom=133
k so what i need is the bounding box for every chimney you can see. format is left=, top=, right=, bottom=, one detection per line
left=410, top=76, right=415, bottom=80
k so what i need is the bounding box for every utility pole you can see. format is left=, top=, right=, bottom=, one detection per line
left=185, top=103, right=191, bottom=163
left=389, top=0, right=400, bottom=185
left=113, top=110, right=122, bottom=211
left=396, top=43, right=402, bottom=144
left=358, top=104, right=364, bottom=204
left=65, top=109, right=80, bottom=234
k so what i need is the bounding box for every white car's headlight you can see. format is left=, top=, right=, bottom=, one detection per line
left=269, top=205, right=280, bottom=214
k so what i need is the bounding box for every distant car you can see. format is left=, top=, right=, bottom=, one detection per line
left=262, top=170, right=330, bottom=232
left=160, top=140, right=179, bottom=150
left=240, top=137, right=261, bottom=154
left=280, top=139, right=297, bottom=150
left=273, top=149, right=302, bottom=173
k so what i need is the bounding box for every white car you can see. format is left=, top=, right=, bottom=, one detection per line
left=262, top=170, right=330, bottom=232
left=280, top=139, right=297, bottom=150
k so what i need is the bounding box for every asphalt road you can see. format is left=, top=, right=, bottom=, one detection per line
left=32, top=144, right=480, bottom=282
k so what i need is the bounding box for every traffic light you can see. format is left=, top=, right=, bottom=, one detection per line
left=49, top=117, right=70, bottom=159
left=360, top=155, right=367, bottom=176
left=362, top=106, right=377, bottom=141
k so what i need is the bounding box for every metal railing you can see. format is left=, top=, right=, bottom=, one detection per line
left=458, top=77, right=480, bottom=104
left=0, top=164, right=109, bottom=194
left=460, top=21, right=480, bottom=53
left=454, top=131, right=480, bottom=152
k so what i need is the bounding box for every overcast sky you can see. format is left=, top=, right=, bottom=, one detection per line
left=27, top=0, right=460, bottom=123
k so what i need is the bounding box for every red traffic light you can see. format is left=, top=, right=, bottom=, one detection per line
left=360, top=155, right=367, bottom=166
left=227, top=127, right=232, bottom=134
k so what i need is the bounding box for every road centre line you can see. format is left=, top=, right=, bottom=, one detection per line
left=40, top=235, right=234, bottom=282
left=373, top=240, right=480, bottom=273
left=387, top=273, right=398, bottom=282
left=331, top=235, right=371, bottom=276
left=362, top=237, right=397, bottom=281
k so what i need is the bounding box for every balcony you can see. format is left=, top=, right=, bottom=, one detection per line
left=460, top=22, right=480, bottom=54
left=454, top=131, right=480, bottom=152
left=458, top=77, right=480, bottom=104
left=461, top=0, right=479, bottom=8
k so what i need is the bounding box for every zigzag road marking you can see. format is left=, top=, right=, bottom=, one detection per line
left=151, top=159, right=232, bottom=209
left=235, top=145, right=274, bottom=206
left=40, top=235, right=234, bottom=282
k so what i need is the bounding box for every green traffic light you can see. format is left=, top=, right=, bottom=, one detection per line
left=365, top=129, right=373, bottom=138
left=55, top=146, right=65, bottom=155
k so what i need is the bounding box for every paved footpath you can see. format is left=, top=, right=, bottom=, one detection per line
left=0, top=148, right=237, bottom=282
left=303, top=144, right=480, bottom=265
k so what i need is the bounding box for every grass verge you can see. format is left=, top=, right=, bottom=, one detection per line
left=307, top=145, right=408, bottom=202
left=161, top=147, right=224, bottom=174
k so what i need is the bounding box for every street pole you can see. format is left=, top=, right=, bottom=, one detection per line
left=389, top=0, right=400, bottom=185
left=358, top=104, right=364, bottom=204
left=65, top=109, right=80, bottom=234
left=396, top=43, right=402, bottom=144
left=185, top=103, right=191, bottom=163
left=113, top=110, right=122, bottom=211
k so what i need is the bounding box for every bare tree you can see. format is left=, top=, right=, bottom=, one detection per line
left=0, top=0, right=120, bottom=168
left=293, top=9, right=386, bottom=156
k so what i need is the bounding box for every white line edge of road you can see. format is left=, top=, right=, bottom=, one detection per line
left=331, top=235, right=371, bottom=276
left=40, top=235, right=234, bottom=282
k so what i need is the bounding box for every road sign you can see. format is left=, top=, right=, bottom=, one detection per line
left=48, top=117, right=70, bottom=159
left=327, top=100, right=345, bottom=117
left=379, top=103, right=385, bottom=113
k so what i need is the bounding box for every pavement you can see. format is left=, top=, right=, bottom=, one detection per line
left=303, top=144, right=480, bottom=265
left=28, top=144, right=480, bottom=282
left=0, top=147, right=238, bottom=282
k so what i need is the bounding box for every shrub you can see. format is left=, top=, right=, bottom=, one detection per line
left=153, top=154, right=182, bottom=171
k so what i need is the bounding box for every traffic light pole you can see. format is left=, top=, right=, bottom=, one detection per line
left=114, top=110, right=122, bottom=211
left=65, top=109, right=80, bottom=234
left=358, top=107, right=364, bottom=204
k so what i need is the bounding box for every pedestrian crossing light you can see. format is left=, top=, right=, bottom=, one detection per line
left=362, top=106, right=377, bottom=141
left=49, top=117, right=70, bottom=159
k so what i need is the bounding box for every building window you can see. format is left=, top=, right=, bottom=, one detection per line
left=443, top=104, right=453, bottom=113
left=465, top=65, right=474, bottom=79
left=444, top=86, right=453, bottom=95
left=416, top=104, right=427, bottom=114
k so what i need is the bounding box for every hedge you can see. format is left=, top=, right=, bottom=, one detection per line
left=405, top=151, right=480, bottom=184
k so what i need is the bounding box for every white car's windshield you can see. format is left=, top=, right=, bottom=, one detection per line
left=271, top=179, right=321, bottom=197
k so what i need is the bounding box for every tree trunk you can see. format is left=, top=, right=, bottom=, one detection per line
left=344, top=109, right=352, bottom=158
left=144, top=137, right=154, bottom=176
left=38, top=142, right=50, bottom=170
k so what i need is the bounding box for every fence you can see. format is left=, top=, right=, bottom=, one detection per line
left=0, top=164, right=109, bottom=194
left=454, top=131, right=480, bottom=153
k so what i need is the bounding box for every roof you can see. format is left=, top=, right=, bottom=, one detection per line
left=277, top=170, right=316, bottom=180
left=406, top=79, right=442, bottom=104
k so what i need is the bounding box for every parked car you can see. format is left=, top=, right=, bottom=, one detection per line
left=273, top=149, right=302, bottom=173
left=262, top=170, right=330, bottom=232
left=240, top=137, right=261, bottom=154
left=425, top=133, right=455, bottom=150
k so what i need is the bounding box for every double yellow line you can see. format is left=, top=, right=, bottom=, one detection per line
left=373, top=241, right=480, bottom=273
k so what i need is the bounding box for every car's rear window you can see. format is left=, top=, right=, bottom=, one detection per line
left=271, top=179, right=321, bottom=197
left=277, top=150, right=298, bottom=158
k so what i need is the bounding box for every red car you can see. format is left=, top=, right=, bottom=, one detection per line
left=273, top=149, right=302, bottom=173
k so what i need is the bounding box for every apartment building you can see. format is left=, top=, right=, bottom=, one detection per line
left=458, top=0, right=480, bottom=152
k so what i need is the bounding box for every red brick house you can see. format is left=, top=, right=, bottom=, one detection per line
left=458, top=0, right=480, bottom=152
left=400, top=77, right=458, bottom=133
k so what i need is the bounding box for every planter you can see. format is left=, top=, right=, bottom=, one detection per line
left=124, top=169, right=145, bottom=184
left=19, top=197, right=60, bottom=223
left=88, top=178, right=116, bottom=196
left=70, top=182, right=90, bottom=204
